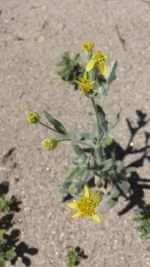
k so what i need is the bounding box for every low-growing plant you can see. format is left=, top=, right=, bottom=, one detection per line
left=0, top=229, right=16, bottom=267
left=27, top=41, right=136, bottom=222
left=0, top=196, right=11, bottom=213
left=57, top=52, right=84, bottom=88
left=67, top=246, right=87, bottom=267
left=134, top=204, right=150, bottom=239
left=0, top=194, right=16, bottom=267
left=0, top=181, right=38, bottom=266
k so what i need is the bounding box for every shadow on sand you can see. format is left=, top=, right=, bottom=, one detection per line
left=0, top=181, right=38, bottom=266
left=115, top=110, right=150, bottom=215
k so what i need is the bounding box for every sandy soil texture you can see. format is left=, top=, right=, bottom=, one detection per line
left=0, top=0, right=150, bottom=266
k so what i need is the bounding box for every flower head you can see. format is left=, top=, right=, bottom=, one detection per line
left=41, top=138, right=57, bottom=150
left=86, top=50, right=108, bottom=76
left=26, top=112, right=40, bottom=124
left=75, top=74, right=96, bottom=96
left=82, top=41, right=95, bottom=52
left=67, top=185, right=102, bottom=223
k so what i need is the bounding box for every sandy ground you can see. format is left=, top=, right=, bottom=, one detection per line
left=0, top=0, right=150, bottom=266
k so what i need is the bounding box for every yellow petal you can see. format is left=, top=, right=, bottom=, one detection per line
left=83, top=185, right=90, bottom=198
left=99, top=61, right=107, bottom=76
left=92, top=213, right=102, bottom=223
left=86, top=59, right=95, bottom=72
left=67, top=202, right=78, bottom=209
left=82, top=41, right=94, bottom=52
left=70, top=210, right=80, bottom=218
left=74, top=80, right=81, bottom=85
left=79, top=90, right=84, bottom=96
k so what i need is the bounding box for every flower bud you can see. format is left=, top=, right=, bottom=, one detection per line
left=82, top=41, right=94, bottom=52
left=26, top=112, right=40, bottom=124
left=41, top=138, right=58, bottom=151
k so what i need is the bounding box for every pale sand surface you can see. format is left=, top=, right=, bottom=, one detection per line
left=0, top=0, right=150, bottom=266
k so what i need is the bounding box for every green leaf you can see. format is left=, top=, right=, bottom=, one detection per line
left=115, top=161, right=125, bottom=173
left=103, top=198, right=118, bottom=212
left=0, top=230, right=4, bottom=240
left=0, top=196, right=10, bottom=213
left=125, top=167, right=137, bottom=174
left=43, top=110, right=67, bottom=135
left=106, top=60, right=117, bottom=84
left=96, top=105, right=108, bottom=137
left=72, top=144, right=84, bottom=157
left=115, top=178, right=130, bottom=197
left=101, top=159, right=113, bottom=172
left=104, top=136, right=113, bottom=146
left=59, top=167, right=89, bottom=196
left=72, top=144, right=87, bottom=163
left=5, top=250, right=16, bottom=261
left=103, top=178, right=130, bottom=212
left=75, top=129, right=93, bottom=140
left=0, top=258, right=5, bottom=267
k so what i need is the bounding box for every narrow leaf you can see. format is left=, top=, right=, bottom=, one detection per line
left=96, top=105, right=108, bottom=137
left=106, top=60, right=117, bottom=84
left=43, top=110, right=67, bottom=135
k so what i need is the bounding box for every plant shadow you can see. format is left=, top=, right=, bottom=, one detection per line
left=115, top=109, right=150, bottom=215
left=75, top=246, right=88, bottom=260
left=0, top=181, right=38, bottom=266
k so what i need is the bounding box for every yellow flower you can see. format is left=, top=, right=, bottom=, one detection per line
left=26, top=112, right=40, bottom=124
left=41, top=138, right=57, bottom=150
left=67, top=185, right=102, bottom=223
left=82, top=41, right=95, bottom=52
left=86, top=50, right=107, bottom=76
left=75, top=74, right=96, bottom=95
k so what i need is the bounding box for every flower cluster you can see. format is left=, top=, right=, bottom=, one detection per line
left=75, top=41, right=109, bottom=96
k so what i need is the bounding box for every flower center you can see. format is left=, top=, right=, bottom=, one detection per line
left=77, top=197, right=97, bottom=217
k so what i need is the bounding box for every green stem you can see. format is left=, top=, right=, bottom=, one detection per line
left=39, top=121, right=91, bottom=147
left=90, top=97, right=103, bottom=164
left=91, top=98, right=101, bottom=142
left=39, top=121, right=58, bottom=133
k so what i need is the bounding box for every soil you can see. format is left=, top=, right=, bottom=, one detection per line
left=0, top=0, right=150, bottom=266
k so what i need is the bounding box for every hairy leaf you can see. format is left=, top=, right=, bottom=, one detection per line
left=43, top=110, right=67, bottom=135
left=72, top=144, right=87, bottom=164
left=59, top=167, right=89, bottom=196
left=101, top=159, right=113, bottom=172
left=96, top=105, right=108, bottom=139
left=106, top=61, right=117, bottom=84
left=103, top=178, right=130, bottom=211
